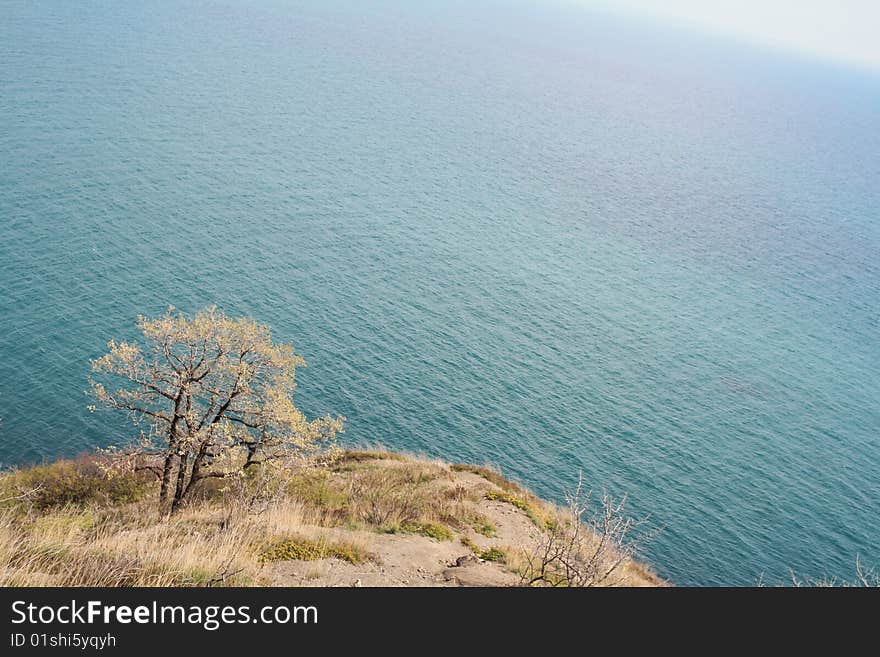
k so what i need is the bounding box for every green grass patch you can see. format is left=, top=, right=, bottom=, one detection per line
left=386, top=521, right=454, bottom=541
left=478, top=547, right=507, bottom=563
left=259, top=537, right=372, bottom=564
left=469, top=515, right=497, bottom=537
left=460, top=536, right=479, bottom=553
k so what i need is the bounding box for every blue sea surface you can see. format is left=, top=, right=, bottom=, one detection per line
left=1, top=0, right=878, bottom=586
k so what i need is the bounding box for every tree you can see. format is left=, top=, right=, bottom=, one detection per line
left=90, top=306, right=343, bottom=514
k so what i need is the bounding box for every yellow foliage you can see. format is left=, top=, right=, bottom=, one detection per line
left=89, top=307, right=344, bottom=513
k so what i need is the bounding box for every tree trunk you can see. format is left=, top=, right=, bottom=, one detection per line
left=183, top=444, right=209, bottom=501
left=171, top=454, right=189, bottom=514
left=161, top=390, right=186, bottom=513
left=158, top=451, right=177, bottom=513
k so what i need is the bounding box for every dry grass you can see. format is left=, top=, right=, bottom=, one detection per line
left=334, top=449, right=408, bottom=465
left=450, top=463, right=529, bottom=495
left=0, top=456, right=322, bottom=586
left=0, top=499, right=317, bottom=586
left=0, top=451, right=457, bottom=586
left=0, top=449, right=662, bottom=587
left=287, top=453, right=489, bottom=537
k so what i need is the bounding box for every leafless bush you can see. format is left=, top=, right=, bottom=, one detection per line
left=855, top=556, right=880, bottom=587
left=790, top=556, right=879, bottom=587
left=520, top=473, right=648, bottom=587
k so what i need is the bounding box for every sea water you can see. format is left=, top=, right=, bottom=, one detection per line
left=1, top=0, right=878, bottom=585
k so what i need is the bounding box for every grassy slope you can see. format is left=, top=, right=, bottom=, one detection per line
left=0, top=450, right=662, bottom=587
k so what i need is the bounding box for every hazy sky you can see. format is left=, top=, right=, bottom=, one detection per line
left=582, top=0, right=880, bottom=70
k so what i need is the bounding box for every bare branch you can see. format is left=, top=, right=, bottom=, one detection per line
left=0, top=485, right=43, bottom=504
left=520, top=473, right=649, bottom=587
